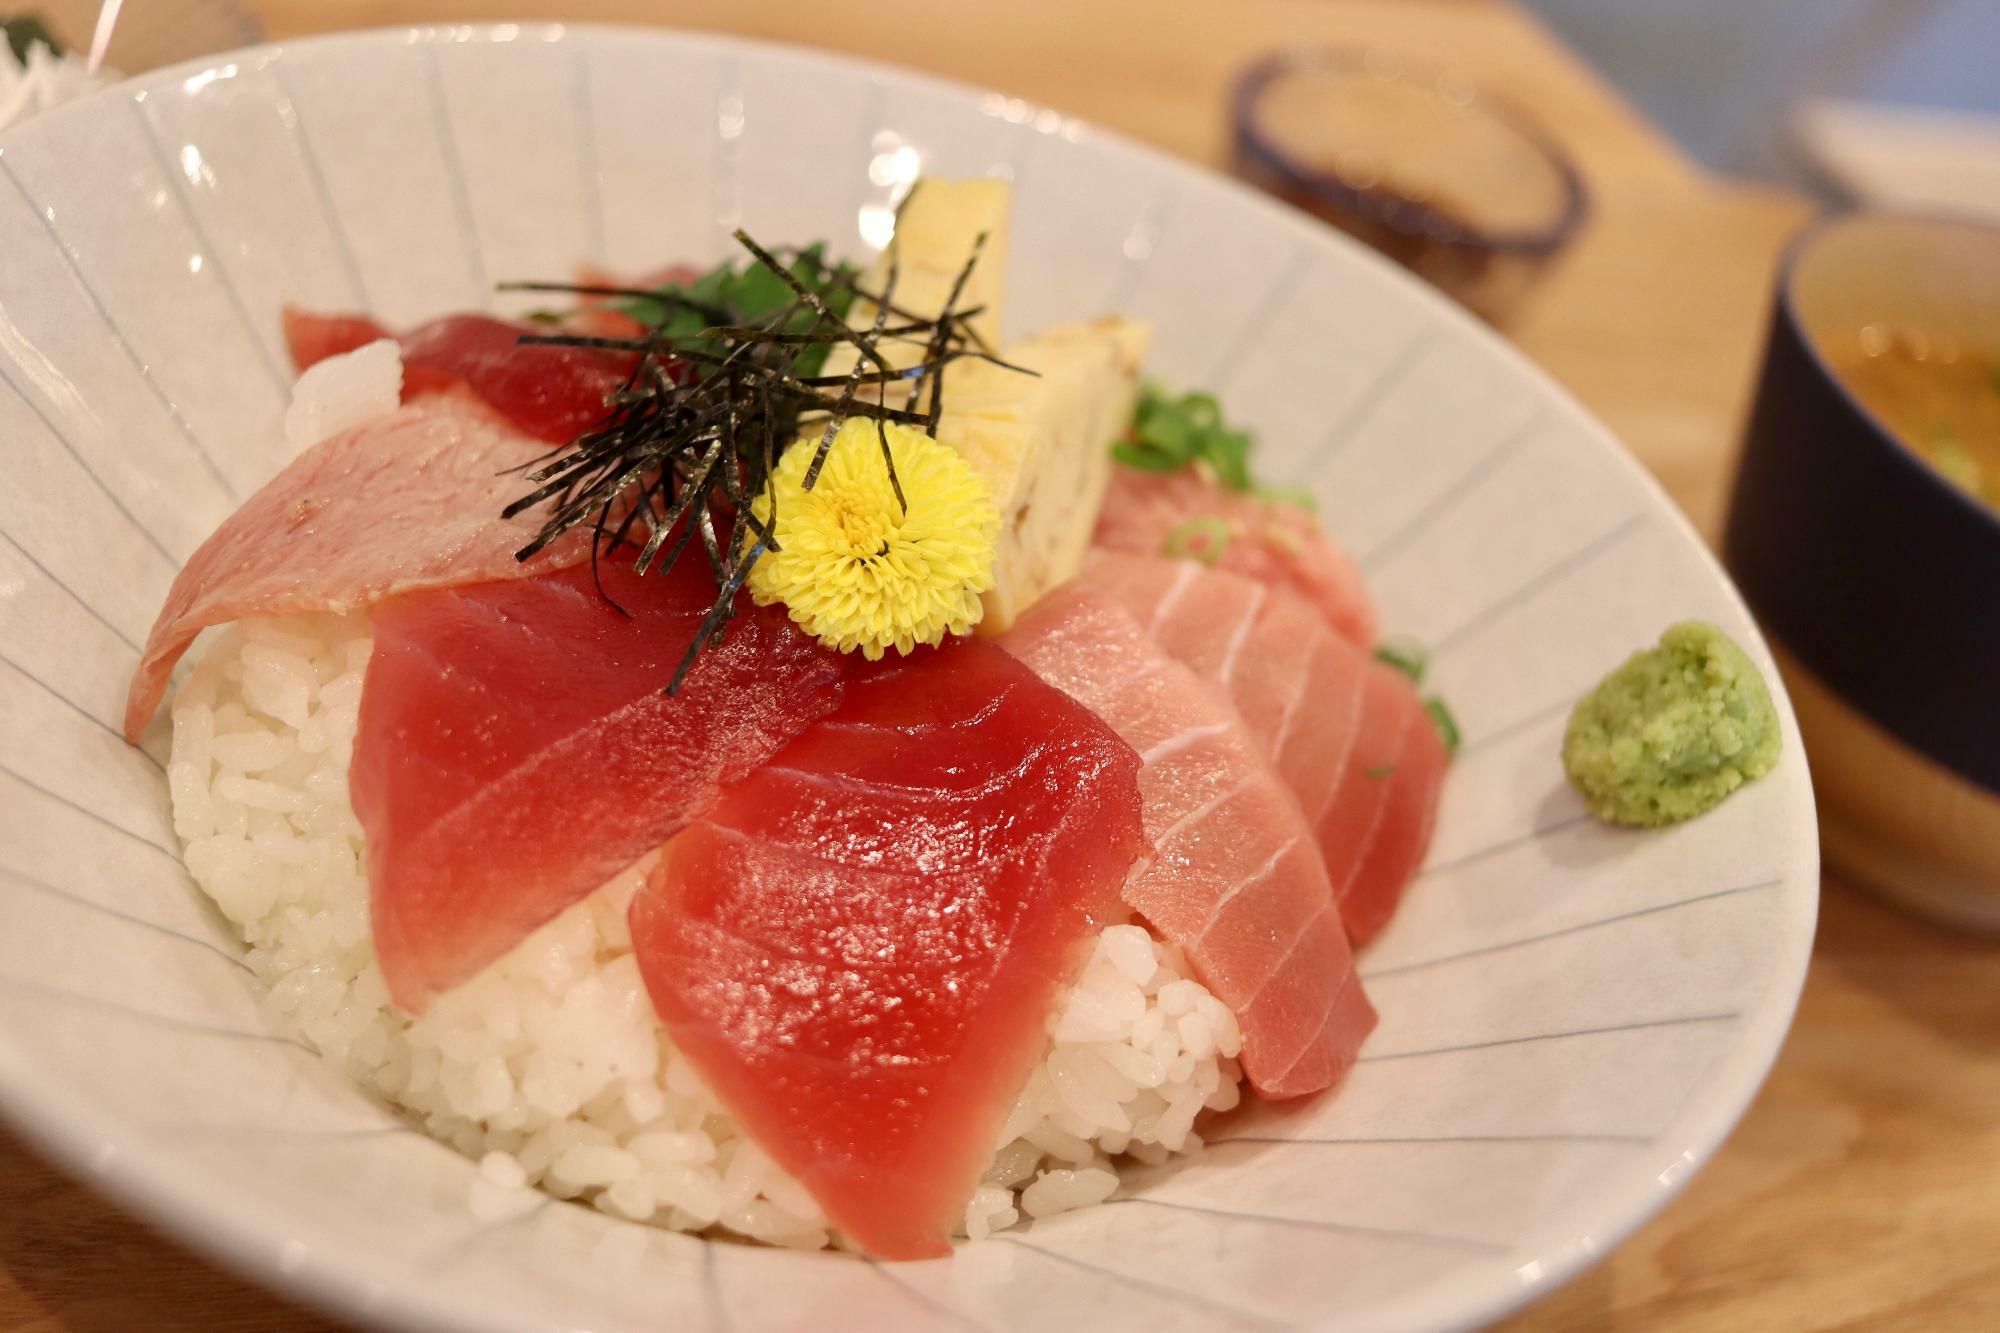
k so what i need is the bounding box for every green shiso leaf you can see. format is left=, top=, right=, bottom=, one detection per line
left=609, top=243, right=861, bottom=377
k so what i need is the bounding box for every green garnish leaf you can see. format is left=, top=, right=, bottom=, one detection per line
left=1180, top=393, right=1222, bottom=431
left=1112, top=440, right=1191, bottom=473
left=1161, top=515, right=1233, bottom=566
left=496, top=217, right=998, bottom=694
left=1375, top=636, right=1430, bottom=685
left=1123, top=381, right=1273, bottom=495
left=1365, top=764, right=1396, bottom=781
left=4, top=16, right=60, bottom=62
left=1425, top=696, right=1461, bottom=756
left=609, top=243, right=861, bottom=377
left=1138, top=402, right=1196, bottom=458
left=1208, top=430, right=1254, bottom=490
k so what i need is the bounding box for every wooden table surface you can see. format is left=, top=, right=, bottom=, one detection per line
left=6, top=2, right=1996, bottom=1329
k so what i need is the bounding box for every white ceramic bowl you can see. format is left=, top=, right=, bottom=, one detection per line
left=0, top=24, right=1816, bottom=1333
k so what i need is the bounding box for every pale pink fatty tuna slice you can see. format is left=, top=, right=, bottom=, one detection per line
left=1085, top=551, right=1447, bottom=945
left=1093, top=467, right=1379, bottom=648
left=1003, top=588, right=1376, bottom=1097
left=124, top=394, right=588, bottom=741
left=630, top=638, right=1147, bottom=1260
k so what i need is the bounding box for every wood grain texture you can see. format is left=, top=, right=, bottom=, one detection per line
left=1501, top=884, right=2000, bottom=1332
left=6, top=2, right=1994, bottom=1330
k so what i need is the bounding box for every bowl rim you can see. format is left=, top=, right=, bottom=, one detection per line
left=1776, top=206, right=2000, bottom=537
left=1229, top=45, right=1592, bottom=257
left=0, top=21, right=1818, bottom=1333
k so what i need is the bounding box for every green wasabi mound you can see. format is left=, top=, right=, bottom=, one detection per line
left=1562, top=621, right=1781, bottom=827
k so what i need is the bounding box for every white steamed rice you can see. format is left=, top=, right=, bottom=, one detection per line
left=168, top=611, right=1244, bottom=1247
left=283, top=338, right=403, bottom=452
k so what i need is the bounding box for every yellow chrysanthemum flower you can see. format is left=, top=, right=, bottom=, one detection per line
left=747, top=418, right=1000, bottom=658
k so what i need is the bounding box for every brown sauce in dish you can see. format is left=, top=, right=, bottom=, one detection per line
left=1830, top=325, right=2000, bottom=510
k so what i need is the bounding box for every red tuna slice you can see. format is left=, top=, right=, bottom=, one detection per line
left=629, top=638, right=1146, bottom=1260
left=281, top=308, right=392, bottom=368
left=125, top=395, right=591, bottom=741
left=565, top=263, right=707, bottom=340
left=1085, top=551, right=1446, bottom=946
left=1094, top=466, right=1378, bottom=648
left=284, top=308, right=634, bottom=443
left=353, top=555, right=851, bottom=1012
left=1003, top=588, right=1375, bottom=1097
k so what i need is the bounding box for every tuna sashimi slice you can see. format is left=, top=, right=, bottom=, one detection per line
left=1004, top=588, right=1375, bottom=1097
left=629, top=639, right=1146, bottom=1260
left=284, top=308, right=639, bottom=444
left=1315, top=661, right=1451, bottom=942
left=353, top=556, right=850, bottom=1013
left=1086, top=552, right=1446, bottom=946
left=1094, top=467, right=1378, bottom=647
left=125, top=395, right=589, bottom=741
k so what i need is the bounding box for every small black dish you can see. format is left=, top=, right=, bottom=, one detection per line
left=1724, top=211, right=2000, bottom=930
left=1231, top=47, right=1589, bottom=321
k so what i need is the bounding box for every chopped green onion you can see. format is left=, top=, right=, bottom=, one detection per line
left=1930, top=435, right=1985, bottom=499
left=1258, top=522, right=1303, bottom=557
left=1365, top=764, right=1396, bottom=781
left=1180, top=393, right=1222, bottom=432
left=1375, top=636, right=1430, bottom=685
left=1122, top=382, right=1271, bottom=495
left=1207, top=430, right=1253, bottom=490
left=1251, top=482, right=1317, bottom=510
left=1425, top=696, right=1461, bottom=755
left=1161, top=515, right=1233, bottom=566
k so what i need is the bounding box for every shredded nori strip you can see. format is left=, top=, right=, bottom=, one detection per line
left=501, top=226, right=1031, bottom=690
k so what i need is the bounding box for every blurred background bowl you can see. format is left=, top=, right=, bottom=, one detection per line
left=1725, top=211, right=2000, bottom=931
left=1231, top=46, right=1588, bottom=322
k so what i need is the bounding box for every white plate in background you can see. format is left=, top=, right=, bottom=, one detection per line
left=1793, top=95, right=2000, bottom=221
